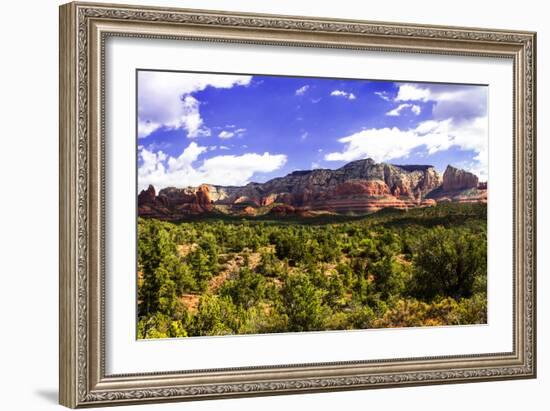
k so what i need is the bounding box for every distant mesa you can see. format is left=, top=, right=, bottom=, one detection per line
left=442, top=165, right=479, bottom=191
left=138, top=158, right=487, bottom=220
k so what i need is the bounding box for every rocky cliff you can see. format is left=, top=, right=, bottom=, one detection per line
left=442, top=165, right=479, bottom=191
left=426, top=165, right=486, bottom=204
left=138, top=158, right=486, bottom=219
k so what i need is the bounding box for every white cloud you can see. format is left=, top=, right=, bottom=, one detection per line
left=166, top=141, right=207, bottom=171
left=138, top=120, right=161, bottom=139
left=386, top=103, right=421, bottom=116
left=219, top=145, right=230, bottom=150
left=325, top=127, right=429, bottom=163
left=137, top=71, right=252, bottom=139
left=295, top=85, right=310, bottom=96
left=201, top=153, right=287, bottom=186
left=138, top=142, right=287, bottom=191
left=325, top=83, right=487, bottom=178
left=395, top=84, right=431, bottom=102
left=330, top=90, right=356, bottom=100
left=218, top=128, right=246, bottom=139
left=324, top=116, right=488, bottom=179
left=180, top=95, right=211, bottom=138
left=394, top=83, right=487, bottom=120
left=374, top=91, right=392, bottom=101
left=139, top=148, right=168, bottom=177
left=218, top=130, right=235, bottom=139
left=300, top=131, right=309, bottom=141
left=386, top=105, right=404, bottom=116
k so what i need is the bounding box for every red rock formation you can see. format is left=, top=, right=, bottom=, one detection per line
left=137, top=160, right=486, bottom=219
left=443, top=165, right=479, bottom=191
left=241, top=206, right=257, bottom=216
left=137, top=184, right=214, bottom=219
left=234, top=196, right=260, bottom=207
left=154, top=194, right=166, bottom=207
left=195, top=184, right=213, bottom=212
left=261, top=194, right=277, bottom=206
left=137, top=185, right=156, bottom=205
left=275, top=192, right=294, bottom=205
left=391, top=185, right=401, bottom=197
left=427, top=167, right=487, bottom=205
left=333, top=180, right=389, bottom=197
left=390, top=183, right=412, bottom=198
left=452, top=190, right=487, bottom=204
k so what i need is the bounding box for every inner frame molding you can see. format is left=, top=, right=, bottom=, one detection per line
left=59, top=2, right=536, bottom=408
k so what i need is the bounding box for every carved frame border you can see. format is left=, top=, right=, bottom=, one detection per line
left=59, top=2, right=536, bottom=408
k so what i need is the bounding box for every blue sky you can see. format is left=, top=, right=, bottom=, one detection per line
left=137, top=70, right=487, bottom=192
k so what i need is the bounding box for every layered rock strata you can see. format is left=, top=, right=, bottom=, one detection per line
left=138, top=158, right=486, bottom=219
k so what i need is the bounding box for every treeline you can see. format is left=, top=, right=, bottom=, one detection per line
left=137, top=203, right=487, bottom=339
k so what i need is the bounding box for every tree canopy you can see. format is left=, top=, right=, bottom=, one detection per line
left=137, top=202, right=487, bottom=338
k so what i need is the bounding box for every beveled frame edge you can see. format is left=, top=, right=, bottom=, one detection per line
left=60, top=3, right=78, bottom=407
left=59, top=1, right=537, bottom=408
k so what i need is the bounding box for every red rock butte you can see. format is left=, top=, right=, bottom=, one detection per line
left=138, top=159, right=487, bottom=220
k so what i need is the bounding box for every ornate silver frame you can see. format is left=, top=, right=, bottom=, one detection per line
left=59, top=1, right=537, bottom=408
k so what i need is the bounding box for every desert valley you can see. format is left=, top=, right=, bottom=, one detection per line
left=137, top=158, right=488, bottom=339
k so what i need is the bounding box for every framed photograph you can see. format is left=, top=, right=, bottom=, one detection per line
left=59, top=2, right=537, bottom=408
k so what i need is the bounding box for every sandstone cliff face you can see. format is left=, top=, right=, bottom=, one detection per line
left=138, top=184, right=213, bottom=219
left=333, top=180, right=389, bottom=197
left=425, top=166, right=486, bottom=205
left=137, top=185, right=156, bottom=205
left=137, top=159, right=485, bottom=219
left=211, top=159, right=442, bottom=207
left=442, top=165, right=479, bottom=191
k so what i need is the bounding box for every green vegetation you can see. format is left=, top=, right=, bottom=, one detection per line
left=137, top=202, right=487, bottom=339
